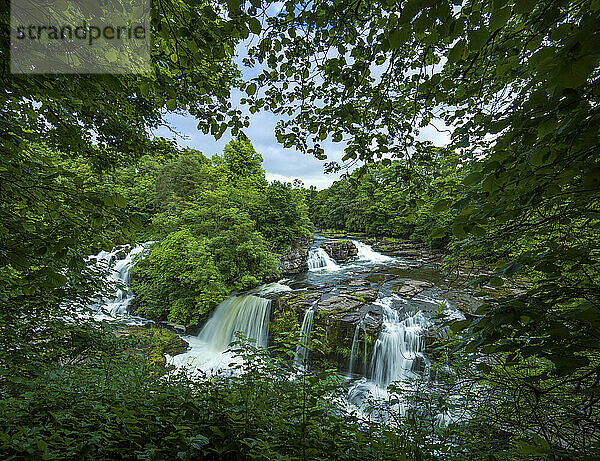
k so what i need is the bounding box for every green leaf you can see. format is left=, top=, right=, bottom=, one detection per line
left=490, top=7, right=511, bottom=31
left=469, top=27, right=488, bottom=51
left=447, top=40, right=466, bottom=63
left=388, top=27, right=410, bottom=49
left=515, top=0, right=536, bottom=14
left=246, top=83, right=257, bottom=96
left=452, top=223, right=466, bottom=239
left=450, top=319, right=471, bottom=332
left=249, top=18, right=262, bottom=35
left=464, top=171, right=483, bottom=186
left=166, top=99, right=177, bottom=111
left=433, top=199, right=452, bottom=213
left=557, top=55, right=597, bottom=89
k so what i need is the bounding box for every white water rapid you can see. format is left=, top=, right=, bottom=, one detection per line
left=198, top=295, right=272, bottom=350
left=91, top=237, right=460, bottom=425
left=172, top=294, right=272, bottom=374
left=88, top=244, right=148, bottom=320
left=347, top=296, right=428, bottom=418
left=294, top=303, right=316, bottom=369
left=352, top=240, right=393, bottom=263
left=370, top=302, right=426, bottom=388
left=307, top=248, right=340, bottom=270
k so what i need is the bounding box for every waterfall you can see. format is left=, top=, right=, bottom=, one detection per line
left=352, top=240, right=393, bottom=263
left=347, top=296, right=428, bottom=418
left=294, top=303, right=316, bottom=369
left=307, top=248, right=340, bottom=270
left=249, top=281, right=292, bottom=296
left=348, top=319, right=369, bottom=376
left=369, top=303, right=426, bottom=387
left=89, top=243, right=148, bottom=317
left=363, top=323, right=368, bottom=376
left=348, top=323, right=361, bottom=376
left=171, top=293, right=274, bottom=374
left=198, top=295, right=272, bottom=351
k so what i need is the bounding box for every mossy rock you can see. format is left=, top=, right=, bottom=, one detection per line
left=321, top=240, right=358, bottom=263
left=269, top=289, right=380, bottom=374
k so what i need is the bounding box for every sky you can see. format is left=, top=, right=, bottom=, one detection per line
left=153, top=40, right=452, bottom=190
left=153, top=107, right=349, bottom=190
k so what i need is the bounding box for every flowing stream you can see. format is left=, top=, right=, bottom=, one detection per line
left=352, top=240, right=394, bottom=263
left=171, top=294, right=274, bottom=373
left=307, top=248, right=340, bottom=270
left=88, top=243, right=149, bottom=322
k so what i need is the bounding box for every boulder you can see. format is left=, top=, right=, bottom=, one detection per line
left=321, top=240, right=358, bottom=263
left=269, top=288, right=381, bottom=372
left=348, top=279, right=370, bottom=287
left=279, top=241, right=309, bottom=275
left=393, top=279, right=434, bottom=297
left=371, top=240, right=446, bottom=263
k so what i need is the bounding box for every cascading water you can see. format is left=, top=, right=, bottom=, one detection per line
left=294, top=303, right=316, bottom=369
left=348, top=323, right=361, bottom=376
left=89, top=244, right=148, bottom=319
left=352, top=240, right=393, bottom=263
left=369, top=303, right=426, bottom=387
left=347, top=296, right=428, bottom=418
left=172, top=291, right=284, bottom=374
left=198, top=295, right=272, bottom=351
left=348, top=319, right=369, bottom=376
left=307, top=248, right=340, bottom=270
left=250, top=281, right=293, bottom=296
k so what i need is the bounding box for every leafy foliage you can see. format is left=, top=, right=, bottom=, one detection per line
left=130, top=229, right=228, bottom=326
left=309, top=148, right=463, bottom=247
left=0, top=329, right=424, bottom=460
left=129, top=138, right=308, bottom=326
left=247, top=0, right=600, bottom=456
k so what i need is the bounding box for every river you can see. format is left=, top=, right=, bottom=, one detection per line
left=90, top=235, right=472, bottom=422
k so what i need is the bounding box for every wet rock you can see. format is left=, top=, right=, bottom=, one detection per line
left=371, top=239, right=446, bottom=263
left=279, top=241, right=309, bottom=275
left=393, top=279, right=434, bottom=297
left=321, top=240, right=358, bottom=263
left=348, top=279, right=370, bottom=287
left=269, top=288, right=381, bottom=373
left=319, top=294, right=364, bottom=313
left=316, top=288, right=382, bottom=335
left=350, top=287, right=379, bottom=302
left=369, top=265, right=387, bottom=273
left=441, top=289, right=484, bottom=318
left=274, top=290, right=322, bottom=312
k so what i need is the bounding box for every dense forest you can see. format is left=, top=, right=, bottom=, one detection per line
left=1, top=0, right=599, bottom=459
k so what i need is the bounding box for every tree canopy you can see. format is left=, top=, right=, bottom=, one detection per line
left=1, top=0, right=599, bottom=458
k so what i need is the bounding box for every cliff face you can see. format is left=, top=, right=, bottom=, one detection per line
left=321, top=240, right=358, bottom=263
left=269, top=284, right=382, bottom=373
left=278, top=240, right=310, bottom=276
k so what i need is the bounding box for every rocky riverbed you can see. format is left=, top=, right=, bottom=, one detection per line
left=265, top=235, right=486, bottom=374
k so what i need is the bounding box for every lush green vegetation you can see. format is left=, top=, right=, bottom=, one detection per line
left=2, top=0, right=599, bottom=458
left=307, top=147, right=462, bottom=247
left=0, top=330, right=449, bottom=460
left=128, top=138, right=309, bottom=326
